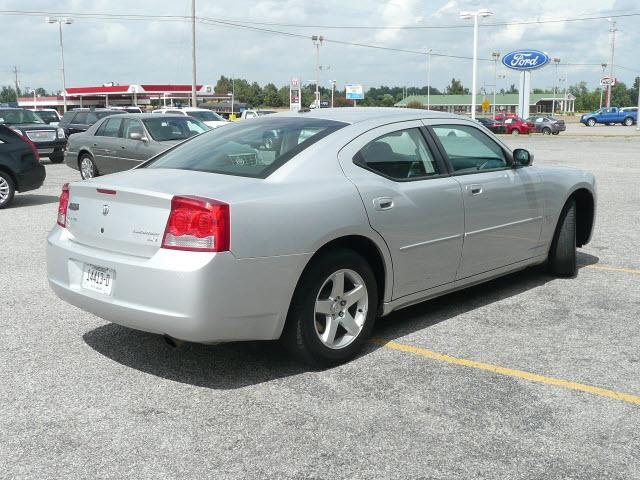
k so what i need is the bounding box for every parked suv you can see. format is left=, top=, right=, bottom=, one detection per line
left=58, top=108, right=122, bottom=136
left=0, top=125, right=46, bottom=208
left=526, top=116, right=566, bottom=135
left=0, top=108, right=67, bottom=162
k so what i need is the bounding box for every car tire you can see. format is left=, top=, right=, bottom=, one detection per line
left=552, top=131, right=560, bottom=135
left=623, top=117, right=634, bottom=126
left=548, top=198, right=577, bottom=277
left=542, top=127, right=551, bottom=135
left=281, top=248, right=378, bottom=367
left=49, top=153, right=64, bottom=164
left=0, top=171, right=16, bottom=209
left=79, top=154, right=98, bottom=180
left=511, top=129, right=520, bottom=135
left=587, top=118, right=596, bottom=126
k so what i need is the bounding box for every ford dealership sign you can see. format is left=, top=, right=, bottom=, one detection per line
left=502, top=50, right=550, bottom=71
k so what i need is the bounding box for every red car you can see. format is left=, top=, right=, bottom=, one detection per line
left=502, top=116, right=534, bottom=135
left=494, top=113, right=518, bottom=121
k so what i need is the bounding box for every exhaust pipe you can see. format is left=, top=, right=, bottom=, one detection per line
left=163, top=334, right=184, bottom=349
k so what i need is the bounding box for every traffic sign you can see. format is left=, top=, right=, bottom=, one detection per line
left=481, top=98, right=490, bottom=112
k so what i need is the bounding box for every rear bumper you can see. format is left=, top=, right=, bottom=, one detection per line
left=47, top=226, right=309, bottom=343
left=15, top=163, right=46, bottom=192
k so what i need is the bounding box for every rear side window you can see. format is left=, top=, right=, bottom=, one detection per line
left=95, top=118, right=123, bottom=137
left=146, top=117, right=345, bottom=178
left=433, top=125, right=508, bottom=173
left=355, top=128, right=440, bottom=180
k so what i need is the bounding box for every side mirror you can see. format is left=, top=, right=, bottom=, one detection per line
left=513, top=148, right=533, bottom=167
left=129, top=132, right=147, bottom=142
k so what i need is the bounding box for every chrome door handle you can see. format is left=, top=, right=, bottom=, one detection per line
left=373, top=197, right=394, bottom=211
left=467, top=184, right=483, bottom=196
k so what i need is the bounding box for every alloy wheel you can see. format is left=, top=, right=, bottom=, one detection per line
left=314, top=269, right=368, bottom=350
left=80, top=157, right=95, bottom=179
left=0, top=176, right=10, bottom=204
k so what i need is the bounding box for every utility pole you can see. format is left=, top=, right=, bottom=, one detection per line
left=427, top=48, right=432, bottom=110
left=491, top=52, right=499, bottom=116
left=311, top=35, right=324, bottom=108
left=13, top=66, right=20, bottom=97
left=551, top=57, right=560, bottom=114
left=46, top=17, right=73, bottom=113
left=329, top=80, right=336, bottom=108
left=606, top=19, right=617, bottom=108
left=191, top=0, right=198, bottom=108
left=636, top=76, right=640, bottom=131
left=599, top=63, right=607, bottom=109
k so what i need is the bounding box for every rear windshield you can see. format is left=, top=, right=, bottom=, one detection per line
left=145, top=117, right=346, bottom=178
left=143, top=117, right=209, bottom=141
left=187, top=110, right=224, bottom=122
left=34, top=111, right=59, bottom=123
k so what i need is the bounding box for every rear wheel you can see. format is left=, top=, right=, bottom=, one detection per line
left=511, top=129, right=520, bottom=135
left=49, top=151, right=64, bottom=164
left=79, top=154, right=98, bottom=180
left=623, top=117, right=634, bottom=126
left=552, top=131, right=560, bottom=135
left=0, top=171, right=16, bottom=209
left=282, top=248, right=378, bottom=367
left=548, top=199, right=577, bottom=277
left=542, top=127, right=551, bottom=135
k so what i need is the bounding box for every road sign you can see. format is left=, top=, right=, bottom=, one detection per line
left=481, top=98, right=490, bottom=112
left=600, top=76, right=616, bottom=87
left=345, top=84, right=364, bottom=100
left=290, top=77, right=301, bottom=112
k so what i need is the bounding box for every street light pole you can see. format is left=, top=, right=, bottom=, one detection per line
left=636, top=76, right=640, bottom=131
left=311, top=35, right=324, bottom=108
left=607, top=19, right=617, bottom=108
left=329, top=80, right=336, bottom=108
left=46, top=17, right=73, bottom=113
left=460, top=9, right=493, bottom=120
left=427, top=48, right=432, bottom=110
left=191, top=0, right=198, bottom=108
left=552, top=57, right=560, bottom=114
left=491, top=52, right=499, bottom=117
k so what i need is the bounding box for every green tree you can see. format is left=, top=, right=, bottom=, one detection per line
left=214, top=75, right=233, bottom=96
left=262, top=83, right=281, bottom=107
left=278, top=86, right=290, bottom=107
left=380, top=94, right=396, bottom=107
left=445, top=78, right=467, bottom=95
left=0, top=86, right=17, bottom=103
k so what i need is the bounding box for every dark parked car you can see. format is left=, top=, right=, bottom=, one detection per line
left=58, top=108, right=121, bottom=136
left=0, top=125, right=46, bottom=208
left=476, top=117, right=506, bottom=134
left=64, top=113, right=209, bottom=179
left=527, top=116, right=566, bottom=135
left=0, top=108, right=67, bottom=162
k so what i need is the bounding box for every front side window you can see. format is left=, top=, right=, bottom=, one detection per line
left=122, top=119, right=145, bottom=139
left=355, top=128, right=440, bottom=180
left=432, top=125, right=508, bottom=173
left=146, top=117, right=345, bottom=178
left=143, top=117, right=208, bottom=141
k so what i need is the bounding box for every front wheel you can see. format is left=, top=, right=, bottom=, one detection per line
left=542, top=127, right=551, bottom=135
left=548, top=199, right=577, bottom=277
left=552, top=131, right=560, bottom=135
left=587, top=118, right=596, bottom=126
left=79, top=154, right=98, bottom=180
left=282, top=248, right=378, bottom=367
left=49, top=152, right=64, bottom=164
left=511, top=129, right=520, bottom=135
left=0, top=171, right=16, bottom=209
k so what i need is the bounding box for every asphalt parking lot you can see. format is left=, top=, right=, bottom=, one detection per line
left=1, top=125, right=639, bottom=479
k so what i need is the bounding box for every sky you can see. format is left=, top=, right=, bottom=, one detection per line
left=1, top=0, right=639, bottom=95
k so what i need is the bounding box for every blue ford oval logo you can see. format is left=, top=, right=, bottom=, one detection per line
left=502, top=50, right=550, bottom=71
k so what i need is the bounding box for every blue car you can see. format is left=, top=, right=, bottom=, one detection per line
left=580, top=107, right=637, bottom=126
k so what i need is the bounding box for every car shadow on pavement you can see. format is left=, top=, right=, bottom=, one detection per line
left=83, top=252, right=599, bottom=389
left=368, top=251, right=600, bottom=350
left=8, top=194, right=59, bottom=208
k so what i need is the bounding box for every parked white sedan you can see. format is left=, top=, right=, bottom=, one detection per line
left=47, top=108, right=596, bottom=366
left=151, top=107, right=227, bottom=129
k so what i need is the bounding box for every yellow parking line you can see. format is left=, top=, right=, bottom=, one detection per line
left=370, top=338, right=640, bottom=406
left=583, top=264, right=640, bottom=275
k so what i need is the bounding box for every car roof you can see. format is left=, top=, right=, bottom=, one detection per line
left=106, top=113, right=186, bottom=119
left=274, top=107, right=460, bottom=125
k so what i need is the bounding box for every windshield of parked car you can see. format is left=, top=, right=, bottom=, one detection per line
left=33, top=111, right=59, bottom=123
left=0, top=109, right=45, bottom=124
left=187, top=110, right=224, bottom=122
left=146, top=117, right=346, bottom=178
left=143, top=117, right=209, bottom=141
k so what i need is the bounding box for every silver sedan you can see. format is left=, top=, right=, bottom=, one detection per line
left=47, top=108, right=596, bottom=366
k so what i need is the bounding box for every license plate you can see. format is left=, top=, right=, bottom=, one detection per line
left=81, top=264, right=115, bottom=295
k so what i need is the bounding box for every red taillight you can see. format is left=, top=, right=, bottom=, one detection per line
left=161, top=196, right=229, bottom=252
left=57, top=183, right=70, bottom=227
left=21, top=136, right=41, bottom=163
